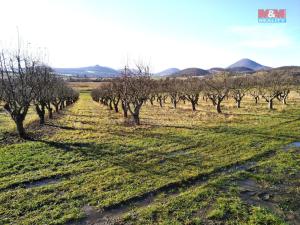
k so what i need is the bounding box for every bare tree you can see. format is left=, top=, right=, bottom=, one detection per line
left=230, top=76, right=249, bottom=108
left=155, top=79, right=168, bottom=107
left=259, top=72, right=287, bottom=110
left=96, top=83, right=120, bottom=112
left=65, top=87, right=79, bottom=106
left=148, top=93, right=156, bottom=106
left=114, top=76, right=129, bottom=118
left=92, top=64, right=152, bottom=124
left=0, top=49, right=38, bottom=138
left=32, top=65, right=56, bottom=124
left=122, top=64, right=152, bottom=125
left=91, top=85, right=112, bottom=109
left=276, top=72, right=292, bottom=105
left=110, top=81, right=121, bottom=113
left=51, top=79, right=65, bottom=113
left=204, top=73, right=230, bottom=113
left=167, top=78, right=183, bottom=109
left=183, top=77, right=201, bottom=111
left=180, top=95, right=187, bottom=104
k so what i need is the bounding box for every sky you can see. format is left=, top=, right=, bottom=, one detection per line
left=0, top=0, right=299, bottom=72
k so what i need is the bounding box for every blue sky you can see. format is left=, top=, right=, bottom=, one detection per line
left=0, top=0, right=299, bottom=71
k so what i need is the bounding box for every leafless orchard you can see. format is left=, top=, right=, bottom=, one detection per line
left=92, top=66, right=298, bottom=124
left=0, top=48, right=78, bottom=138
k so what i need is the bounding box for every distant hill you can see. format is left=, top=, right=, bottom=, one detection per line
left=228, top=66, right=255, bottom=73
left=170, top=68, right=210, bottom=77
left=271, top=66, right=300, bottom=76
left=52, top=58, right=297, bottom=78
left=209, top=67, right=226, bottom=72
left=209, top=67, right=256, bottom=74
left=54, top=65, right=119, bottom=78
left=155, top=68, right=180, bottom=76
left=272, top=66, right=300, bottom=71
left=227, top=58, right=271, bottom=71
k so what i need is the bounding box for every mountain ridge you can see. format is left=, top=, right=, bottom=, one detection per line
left=227, top=58, right=271, bottom=71
left=170, top=68, right=210, bottom=77
left=53, top=58, right=288, bottom=78
left=54, top=65, right=119, bottom=78
left=155, top=68, right=180, bottom=76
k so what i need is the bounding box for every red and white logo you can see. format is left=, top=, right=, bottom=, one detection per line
left=258, top=9, right=286, bottom=23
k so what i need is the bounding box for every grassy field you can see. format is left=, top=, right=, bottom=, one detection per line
left=0, top=88, right=299, bottom=224
left=67, top=82, right=104, bottom=91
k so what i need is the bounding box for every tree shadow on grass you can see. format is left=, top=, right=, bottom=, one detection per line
left=44, top=123, right=97, bottom=132
left=63, top=113, right=96, bottom=118
left=45, top=123, right=78, bottom=130
left=202, top=125, right=300, bottom=141
left=28, top=126, right=299, bottom=225
left=29, top=122, right=299, bottom=187
left=0, top=131, right=25, bottom=146
left=143, top=123, right=196, bottom=130
left=144, top=121, right=300, bottom=141
left=31, top=129, right=201, bottom=176
left=30, top=139, right=110, bottom=158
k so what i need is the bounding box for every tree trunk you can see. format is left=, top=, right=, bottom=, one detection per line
left=55, top=104, right=59, bottom=113
left=48, top=107, right=53, bottom=119
left=109, top=101, right=113, bottom=110
left=282, top=96, right=287, bottom=105
left=133, top=114, right=140, bottom=125
left=173, top=100, right=177, bottom=109
left=159, top=98, right=163, bottom=107
left=191, top=101, right=196, bottom=111
left=123, top=109, right=128, bottom=118
left=216, top=101, right=222, bottom=113
left=40, top=113, right=45, bottom=125
left=35, top=104, right=45, bottom=125
left=268, top=99, right=273, bottom=110
left=236, top=100, right=241, bottom=108
left=16, top=118, right=26, bottom=138
left=121, top=102, right=128, bottom=118
left=209, top=97, right=217, bottom=106
left=114, top=103, right=119, bottom=113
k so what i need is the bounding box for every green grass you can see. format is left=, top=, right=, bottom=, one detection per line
left=0, top=105, right=39, bottom=141
left=0, top=91, right=299, bottom=224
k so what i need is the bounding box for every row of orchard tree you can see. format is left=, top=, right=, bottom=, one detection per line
left=91, top=64, right=298, bottom=125
left=0, top=48, right=79, bottom=138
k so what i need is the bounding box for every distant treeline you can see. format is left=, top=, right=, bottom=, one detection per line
left=91, top=63, right=300, bottom=125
